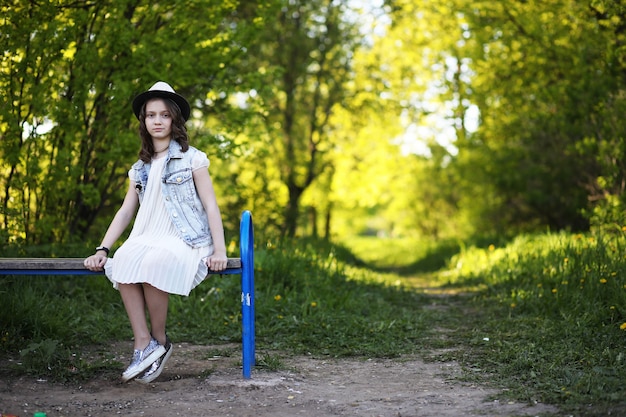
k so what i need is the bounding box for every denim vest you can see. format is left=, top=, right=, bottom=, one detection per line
left=131, top=142, right=213, bottom=249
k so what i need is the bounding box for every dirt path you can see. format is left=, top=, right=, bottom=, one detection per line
left=1, top=342, right=558, bottom=417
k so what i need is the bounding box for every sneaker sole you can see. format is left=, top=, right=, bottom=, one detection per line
left=136, top=344, right=173, bottom=384
left=121, top=345, right=166, bottom=382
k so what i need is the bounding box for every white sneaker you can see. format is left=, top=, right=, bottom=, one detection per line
left=136, top=337, right=173, bottom=384
left=121, top=338, right=165, bottom=382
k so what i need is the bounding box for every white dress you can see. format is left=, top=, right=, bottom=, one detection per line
left=104, top=153, right=212, bottom=296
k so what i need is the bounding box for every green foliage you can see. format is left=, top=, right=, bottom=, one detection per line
left=368, top=0, right=626, bottom=237
left=230, top=0, right=365, bottom=237
left=6, top=0, right=626, bottom=244
left=4, top=0, right=626, bottom=246
left=17, top=339, right=82, bottom=380
left=256, top=352, right=286, bottom=371
left=0, top=0, right=270, bottom=244
left=442, top=231, right=626, bottom=411
left=586, top=193, right=626, bottom=236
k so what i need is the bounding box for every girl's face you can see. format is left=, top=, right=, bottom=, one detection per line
left=144, top=98, right=172, bottom=142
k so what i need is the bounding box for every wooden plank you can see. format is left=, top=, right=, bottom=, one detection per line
left=0, top=257, right=242, bottom=271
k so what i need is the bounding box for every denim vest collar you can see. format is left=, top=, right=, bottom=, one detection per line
left=130, top=141, right=212, bottom=249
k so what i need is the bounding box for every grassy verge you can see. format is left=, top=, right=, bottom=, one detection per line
left=2, top=231, right=625, bottom=416
left=0, top=236, right=432, bottom=381
left=345, top=233, right=626, bottom=417
left=167, top=237, right=432, bottom=357
left=440, top=232, right=626, bottom=416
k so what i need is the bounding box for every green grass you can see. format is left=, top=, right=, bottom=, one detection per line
left=2, top=231, right=625, bottom=416
left=0, top=275, right=129, bottom=380
left=0, top=236, right=432, bottom=380
left=444, top=232, right=626, bottom=415
left=173, top=237, right=430, bottom=357
left=344, top=233, right=626, bottom=416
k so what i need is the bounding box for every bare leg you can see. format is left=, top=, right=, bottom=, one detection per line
left=118, top=283, right=151, bottom=349
left=143, top=283, right=169, bottom=346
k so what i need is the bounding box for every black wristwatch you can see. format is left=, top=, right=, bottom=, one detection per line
left=95, top=246, right=110, bottom=255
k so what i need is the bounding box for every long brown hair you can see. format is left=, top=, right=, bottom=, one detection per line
left=137, top=98, right=190, bottom=163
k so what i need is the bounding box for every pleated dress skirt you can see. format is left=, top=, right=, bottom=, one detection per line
left=104, top=156, right=212, bottom=296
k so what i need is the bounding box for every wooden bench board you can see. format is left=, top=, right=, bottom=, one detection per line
left=0, top=257, right=242, bottom=272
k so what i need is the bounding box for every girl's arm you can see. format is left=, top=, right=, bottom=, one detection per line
left=84, top=181, right=139, bottom=271
left=193, top=168, right=228, bottom=272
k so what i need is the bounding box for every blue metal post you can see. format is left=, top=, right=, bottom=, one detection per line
left=240, top=210, right=255, bottom=378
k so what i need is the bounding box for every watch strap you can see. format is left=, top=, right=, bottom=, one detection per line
left=95, top=246, right=110, bottom=255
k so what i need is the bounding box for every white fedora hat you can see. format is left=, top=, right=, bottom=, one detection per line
left=132, top=81, right=191, bottom=121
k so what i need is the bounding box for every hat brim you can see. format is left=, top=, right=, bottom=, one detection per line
left=132, top=90, right=191, bottom=121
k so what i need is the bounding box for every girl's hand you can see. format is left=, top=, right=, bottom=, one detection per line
left=84, top=254, right=107, bottom=271
left=205, top=251, right=228, bottom=272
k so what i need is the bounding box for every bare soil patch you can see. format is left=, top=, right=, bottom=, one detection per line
left=1, top=342, right=558, bottom=417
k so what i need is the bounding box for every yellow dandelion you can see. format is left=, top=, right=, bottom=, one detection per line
left=622, top=226, right=626, bottom=232
left=600, top=278, right=608, bottom=284
left=611, top=272, right=617, bottom=276
left=552, top=288, right=557, bottom=294
left=620, top=323, right=626, bottom=330
left=277, top=315, right=284, bottom=319
left=274, top=294, right=282, bottom=301
left=610, top=306, right=616, bottom=310
left=488, top=244, right=495, bottom=251
left=563, top=258, right=569, bottom=264
left=310, top=301, right=317, bottom=308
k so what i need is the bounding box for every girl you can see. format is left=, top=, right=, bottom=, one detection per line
left=84, top=81, right=228, bottom=384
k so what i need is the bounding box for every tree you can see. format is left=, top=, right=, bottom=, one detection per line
left=0, top=0, right=266, bottom=245
left=376, top=0, right=626, bottom=236
left=239, top=0, right=363, bottom=237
